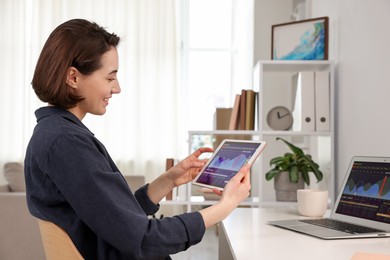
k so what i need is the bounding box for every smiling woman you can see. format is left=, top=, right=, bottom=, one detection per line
left=23, top=18, right=253, bottom=259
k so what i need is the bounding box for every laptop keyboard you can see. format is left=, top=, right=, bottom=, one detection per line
left=299, top=218, right=385, bottom=234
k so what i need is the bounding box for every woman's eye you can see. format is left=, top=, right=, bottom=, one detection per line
left=108, top=78, right=116, bottom=82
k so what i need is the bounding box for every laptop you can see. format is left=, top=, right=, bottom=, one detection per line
left=268, top=156, right=390, bottom=239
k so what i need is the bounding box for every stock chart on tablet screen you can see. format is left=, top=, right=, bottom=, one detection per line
left=196, top=141, right=260, bottom=188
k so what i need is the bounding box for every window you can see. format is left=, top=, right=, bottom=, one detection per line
left=178, top=0, right=254, bottom=135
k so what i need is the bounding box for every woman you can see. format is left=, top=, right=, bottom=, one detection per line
left=25, top=18, right=251, bottom=259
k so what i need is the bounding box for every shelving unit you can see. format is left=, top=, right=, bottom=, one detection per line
left=255, top=60, right=335, bottom=207
left=161, top=60, right=335, bottom=212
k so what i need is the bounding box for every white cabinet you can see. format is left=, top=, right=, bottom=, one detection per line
left=161, top=60, right=335, bottom=212
left=254, top=60, right=335, bottom=206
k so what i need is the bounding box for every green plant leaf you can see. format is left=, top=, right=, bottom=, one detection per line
left=301, top=167, right=310, bottom=185
left=289, top=165, right=299, bottom=183
left=312, top=167, right=324, bottom=182
left=265, top=137, right=324, bottom=185
left=269, top=156, right=284, bottom=166
left=301, top=155, right=323, bottom=181
left=276, top=137, right=305, bottom=156
left=265, top=168, right=280, bottom=181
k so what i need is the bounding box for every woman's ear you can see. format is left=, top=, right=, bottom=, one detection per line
left=66, top=67, right=79, bottom=89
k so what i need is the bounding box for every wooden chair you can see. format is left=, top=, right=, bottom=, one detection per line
left=37, top=219, right=84, bottom=260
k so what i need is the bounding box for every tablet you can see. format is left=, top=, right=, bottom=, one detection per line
left=192, top=139, right=267, bottom=191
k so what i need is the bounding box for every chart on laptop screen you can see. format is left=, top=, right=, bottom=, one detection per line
left=336, top=161, right=390, bottom=223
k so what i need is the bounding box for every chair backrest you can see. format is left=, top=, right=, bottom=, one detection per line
left=37, top=219, right=84, bottom=260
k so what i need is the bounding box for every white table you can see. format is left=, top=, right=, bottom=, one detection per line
left=218, top=207, right=390, bottom=260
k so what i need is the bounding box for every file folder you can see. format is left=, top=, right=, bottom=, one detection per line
left=293, top=71, right=315, bottom=131
left=315, top=71, right=330, bottom=131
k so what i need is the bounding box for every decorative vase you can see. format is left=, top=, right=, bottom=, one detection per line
left=274, top=172, right=304, bottom=202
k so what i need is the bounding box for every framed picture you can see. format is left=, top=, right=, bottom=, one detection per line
left=271, top=17, right=328, bottom=60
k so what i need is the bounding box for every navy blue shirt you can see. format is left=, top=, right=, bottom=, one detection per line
left=24, top=107, right=205, bottom=259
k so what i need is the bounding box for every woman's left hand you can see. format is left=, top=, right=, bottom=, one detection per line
left=167, top=147, right=214, bottom=187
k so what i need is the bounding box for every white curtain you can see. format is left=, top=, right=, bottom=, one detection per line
left=0, top=0, right=178, bottom=184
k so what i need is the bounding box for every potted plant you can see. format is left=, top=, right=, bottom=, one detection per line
left=265, top=137, right=323, bottom=201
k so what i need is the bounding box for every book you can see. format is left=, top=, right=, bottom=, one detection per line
left=229, top=90, right=257, bottom=131
left=245, top=89, right=256, bottom=130
left=239, top=89, right=247, bottom=130
left=229, top=94, right=241, bottom=130
left=351, top=252, right=390, bottom=260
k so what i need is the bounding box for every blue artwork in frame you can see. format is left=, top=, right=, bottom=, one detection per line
left=272, top=17, right=328, bottom=60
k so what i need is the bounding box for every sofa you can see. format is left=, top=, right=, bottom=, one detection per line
left=0, top=162, right=45, bottom=260
left=0, top=162, right=145, bottom=260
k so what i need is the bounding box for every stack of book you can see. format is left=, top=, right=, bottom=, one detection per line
left=228, top=89, right=258, bottom=131
left=214, top=89, right=257, bottom=148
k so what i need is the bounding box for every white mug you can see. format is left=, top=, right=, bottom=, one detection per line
left=297, top=189, right=328, bottom=217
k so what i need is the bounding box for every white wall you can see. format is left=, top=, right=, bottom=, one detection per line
left=254, top=0, right=390, bottom=199
left=254, top=0, right=295, bottom=113
left=253, top=0, right=295, bottom=201
left=254, top=0, right=293, bottom=61
left=311, top=0, right=390, bottom=190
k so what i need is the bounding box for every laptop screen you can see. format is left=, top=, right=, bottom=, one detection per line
left=335, top=160, right=390, bottom=224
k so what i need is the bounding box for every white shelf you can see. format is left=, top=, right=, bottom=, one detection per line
left=259, top=60, right=332, bottom=73
left=189, top=130, right=259, bottom=135
left=262, top=130, right=331, bottom=136
left=189, top=129, right=331, bottom=142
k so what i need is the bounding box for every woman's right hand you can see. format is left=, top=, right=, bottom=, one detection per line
left=199, top=164, right=251, bottom=228
left=218, top=164, right=251, bottom=207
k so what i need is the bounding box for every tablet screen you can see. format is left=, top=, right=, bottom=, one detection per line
left=193, top=140, right=266, bottom=190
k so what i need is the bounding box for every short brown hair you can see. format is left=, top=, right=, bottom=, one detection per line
left=32, top=19, right=120, bottom=109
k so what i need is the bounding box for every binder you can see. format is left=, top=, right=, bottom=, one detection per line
left=293, top=71, right=315, bottom=131
left=315, top=71, right=330, bottom=131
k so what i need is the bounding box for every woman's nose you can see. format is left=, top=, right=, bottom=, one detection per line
left=112, top=82, right=121, bottom=94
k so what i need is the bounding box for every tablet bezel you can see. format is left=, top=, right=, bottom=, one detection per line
left=192, top=139, right=267, bottom=191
